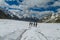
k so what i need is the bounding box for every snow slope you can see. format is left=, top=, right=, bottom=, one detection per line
left=0, top=19, right=60, bottom=40
left=0, top=19, right=29, bottom=37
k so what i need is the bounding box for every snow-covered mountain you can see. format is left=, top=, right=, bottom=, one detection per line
left=0, top=0, right=55, bottom=19
left=0, top=0, right=60, bottom=23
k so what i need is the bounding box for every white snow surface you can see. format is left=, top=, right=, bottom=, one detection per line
left=0, top=19, right=60, bottom=40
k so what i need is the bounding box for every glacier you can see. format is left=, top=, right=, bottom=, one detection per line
left=0, top=19, right=60, bottom=40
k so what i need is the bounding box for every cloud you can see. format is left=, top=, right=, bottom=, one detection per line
left=57, top=8, right=60, bottom=13
left=52, top=1, right=60, bottom=6
left=22, top=0, right=51, bottom=7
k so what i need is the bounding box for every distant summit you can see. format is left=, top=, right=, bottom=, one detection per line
left=0, top=9, right=11, bottom=19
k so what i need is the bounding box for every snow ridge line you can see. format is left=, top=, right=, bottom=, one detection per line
left=16, top=29, right=28, bottom=40
left=38, top=31, right=48, bottom=40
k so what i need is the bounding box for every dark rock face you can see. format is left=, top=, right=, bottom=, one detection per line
left=0, top=9, right=20, bottom=20
left=0, top=10, right=12, bottom=19
left=55, top=19, right=60, bottom=23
